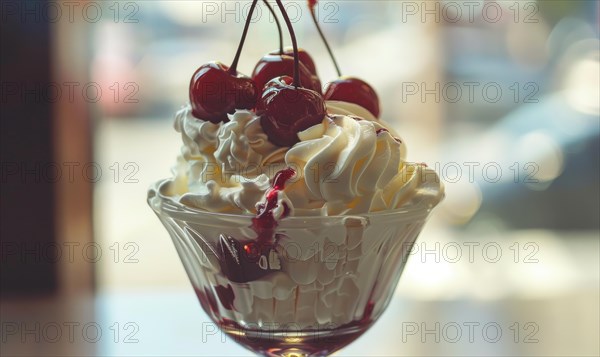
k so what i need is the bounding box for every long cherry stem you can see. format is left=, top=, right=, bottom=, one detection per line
left=230, top=0, right=259, bottom=74
left=262, top=0, right=284, bottom=54
left=309, top=2, right=341, bottom=76
left=275, top=0, right=301, bottom=87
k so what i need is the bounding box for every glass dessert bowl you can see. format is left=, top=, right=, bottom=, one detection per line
left=148, top=175, right=443, bottom=356
left=148, top=0, right=444, bottom=355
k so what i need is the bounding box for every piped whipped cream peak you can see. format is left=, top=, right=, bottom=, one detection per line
left=167, top=100, right=440, bottom=217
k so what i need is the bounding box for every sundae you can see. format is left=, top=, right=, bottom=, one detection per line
left=148, top=0, right=443, bottom=355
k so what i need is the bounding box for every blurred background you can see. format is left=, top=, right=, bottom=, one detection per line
left=1, top=0, right=598, bottom=356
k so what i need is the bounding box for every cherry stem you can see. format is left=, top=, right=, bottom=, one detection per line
left=230, top=0, right=259, bottom=74
left=262, top=0, right=284, bottom=54
left=309, top=5, right=341, bottom=77
left=275, top=0, right=301, bottom=87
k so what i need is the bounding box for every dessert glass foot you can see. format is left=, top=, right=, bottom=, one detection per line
left=148, top=179, right=443, bottom=356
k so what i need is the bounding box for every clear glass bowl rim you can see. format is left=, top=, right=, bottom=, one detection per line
left=148, top=178, right=443, bottom=228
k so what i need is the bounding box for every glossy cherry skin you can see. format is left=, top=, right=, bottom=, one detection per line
left=252, top=54, right=321, bottom=94
left=189, top=61, right=258, bottom=123
left=276, top=47, right=317, bottom=75
left=258, top=76, right=326, bottom=147
left=324, top=76, right=380, bottom=118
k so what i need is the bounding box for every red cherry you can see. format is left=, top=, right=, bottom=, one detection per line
left=257, top=0, right=326, bottom=147
left=259, top=76, right=326, bottom=146
left=306, top=1, right=380, bottom=118
left=189, top=62, right=258, bottom=123
left=324, top=76, right=380, bottom=118
left=263, top=1, right=316, bottom=76
left=188, top=0, right=261, bottom=123
left=280, top=47, right=317, bottom=75
left=252, top=54, right=322, bottom=94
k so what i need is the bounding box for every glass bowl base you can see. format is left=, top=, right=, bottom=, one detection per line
left=220, top=320, right=373, bottom=357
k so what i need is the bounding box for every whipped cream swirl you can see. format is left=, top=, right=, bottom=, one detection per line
left=168, top=101, right=438, bottom=216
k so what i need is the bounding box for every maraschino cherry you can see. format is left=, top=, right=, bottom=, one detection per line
left=279, top=47, right=317, bottom=75
left=189, top=0, right=260, bottom=123
left=324, top=76, right=380, bottom=118
left=252, top=54, right=321, bottom=94
left=259, top=0, right=326, bottom=147
left=261, top=0, right=317, bottom=75
left=252, top=0, right=321, bottom=93
left=308, top=0, right=380, bottom=117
